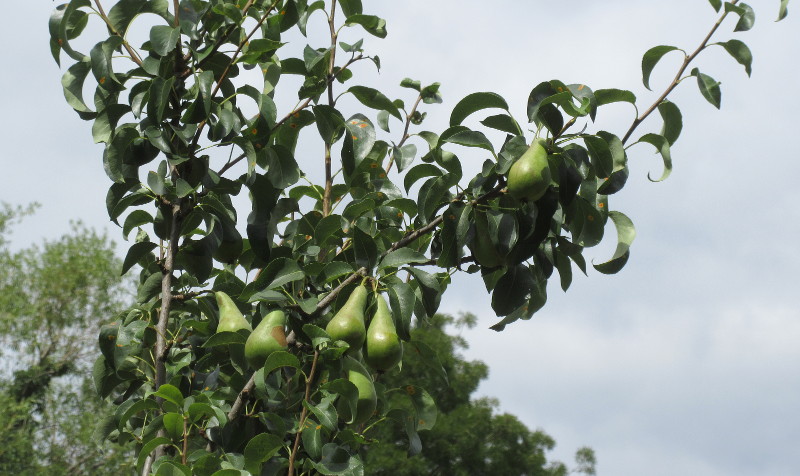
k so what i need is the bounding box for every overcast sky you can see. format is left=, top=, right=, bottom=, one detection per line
left=2, top=1, right=799, bottom=475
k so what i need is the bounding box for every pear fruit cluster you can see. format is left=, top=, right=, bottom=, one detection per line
left=507, top=138, right=551, bottom=201
left=326, top=285, right=405, bottom=426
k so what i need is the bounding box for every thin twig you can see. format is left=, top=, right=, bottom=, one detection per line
left=621, top=1, right=737, bottom=144
left=190, top=1, right=280, bottom=152
left=287, top=351, right=320, bottom=476
left=385, top=94, right=423, bottom=173
left=322, top=1, right=339, bottom=217
left=92, top=0, right=143, bottom=66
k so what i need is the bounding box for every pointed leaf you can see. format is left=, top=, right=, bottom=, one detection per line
left=716, top=39, right=753, bottom=76
left=449, top=92, right=509, bottom=126
left=122, top=242, right=157, bottom=275
left=636, top=133, right=672, bottom=182
left=348, top=86, right=401, bottom=119
left=642, top=45, right=682, bottom=90
left=593, top=211, right=636, bottom=274
left=657, top=100, right=683, bottom=145
left=690, top=68, right=721, bottom=109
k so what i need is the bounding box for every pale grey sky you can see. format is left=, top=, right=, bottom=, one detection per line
left=1, top=1, right=798, bottom=475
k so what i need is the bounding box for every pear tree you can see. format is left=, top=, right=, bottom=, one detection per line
left=49, top=1, right=790, bottom=474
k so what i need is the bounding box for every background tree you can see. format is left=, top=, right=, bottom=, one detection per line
left=363, top=313, right=596, bottom=476
left=48, top=0, right=790, bottom=474
left=0, top=203, right=134, bottom=475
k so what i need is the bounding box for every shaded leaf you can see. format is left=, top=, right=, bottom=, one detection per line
left=690, top=67, right=721, bottom=109
left=716, top=39, right=753, bottom=76
left=635, top=133, right=672, bottom=182
left=658, top=100, right=683, bottom=145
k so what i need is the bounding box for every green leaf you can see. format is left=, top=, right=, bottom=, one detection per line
left=404, top=163, right=442, bottom=193
left=348, top=86, right=401, bottom=119
left=150, top=25, right=181, bottom=56
left=49, top=0, right=91, bottom=65
left=108, top=0, right=171, bottom=35
left=407, top=268, right=441, bottom=318
left=480, top=114, right=523, bottom=135
left=241, top=258, right=305, bottom=301
left=491, top=264, right=534, bottom=316
left=440, top=127, right=495, bottom=155
left=642, top=45, right=682, bottom=90
left=594, top=88, right=637, bottom=107
left=778, top=0, right=790, bottom=20
left=379, top=248, right=429, bottom=270
left=163, top=412, right=184, bottom=441
left=353, top=226, right=379, bottom=271
left=153, top=383, right=184, bottom=407
left=320, top=261, right=355, bottom=284
left=202, top=331, right=247, bottom=348
left=314, top=104, right=346, bottom=143
left=407, top=386, right=437, bottom=431
left=593, top=211, right=636, bottom=274
left=449, top=91, right=509, bottom=126
left=583, top=135, right=613, bottom=178
left=635, top=133, right=672, bottom=182
left=156, top=462, right=191, bottom=476
left=387, top=281, right=414, bottom=341
left=708, top=0, right=722, bottom=11
left=716, top=39, right=753, bottom=76
left=304, top=395, right=338, bottom=431
left=313, top=444, right=365, bottom=475
left=243, top=433, right=284, bottom=474
left=690, top=68, right=721, bottom=109
left=90, top=36, right=125, bottom=91
left=725, top=2, right=755, bottom=31
left=400, top=78, right=421, bottom=91
left=322, top=379, right=358, bottom=424
left=339, top=0, right=363, bottom=17
left=344, top=14, right=387, bottom=38
left=303, top=324, right=332, bottom=348
left=137, top=437, right=171, bottom=474
left=262, top=350, right=300, bottom=376
left=121, top=241, right=157, bottom=275
left=657, top=100, right=683, bottom=145
left=61, top=60, right=96, bottom=119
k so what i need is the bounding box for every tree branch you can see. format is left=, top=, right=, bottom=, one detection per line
left=621, top=1, right=737, bottom=144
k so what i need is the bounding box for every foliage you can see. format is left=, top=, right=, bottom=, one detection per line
left=0, top=204, right=134, bottom=475
left=363, top=313, right=595, bottom=476
left=49, top=0, right=790, bottom=474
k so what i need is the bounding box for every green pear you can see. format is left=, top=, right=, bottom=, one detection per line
left=507, top=138, right=551, bottom=201
left=364, top=294, right=403, bottom=372
left=469, top=209, right=503, bottom=268
left=325, top=284, right=368, bottom=352
left=338, top=356, right=377, bottom=425
left=215, top=291, right=252, bottom=333
left=245, top=310, right=288, bottom=369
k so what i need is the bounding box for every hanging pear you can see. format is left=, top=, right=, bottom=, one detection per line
left=337, top=356, right=377, bottom=426
left=325, top=284, right=368, bottom=352
left=507, top=138, right=552, bottom=201
left=245, top=310, right=288, bottom=368
left=364, top=294, right=403, bottom=372
left=215, top=291, right=252, bottom=333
